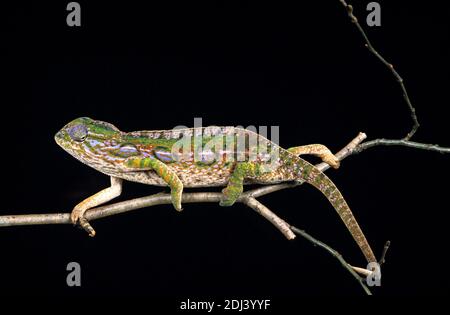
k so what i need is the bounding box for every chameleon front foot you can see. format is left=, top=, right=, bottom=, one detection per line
left=321, top=155, right=340, bottom=169
left=71, top=209, right=96, bottom=237
left=219, top=186, right=243, bottom=207
left=79, top=217, right=96, bottom=237
left=69, top=177, right=123, bottom=237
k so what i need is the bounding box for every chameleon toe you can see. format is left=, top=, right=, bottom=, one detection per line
left=219, top=199, right=235, bottom=207
left=79, top=217, right=96, bottom=237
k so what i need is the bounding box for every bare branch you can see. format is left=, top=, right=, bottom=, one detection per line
left=338, top=1, right=450, bottom=155
left=355, top=138, right=450, bottom=154
left=379, top=240, right=391, bottom=266
left=0, top=193, right=220, bottom=227
left=290, top=225, right=372, bottom=295
left=338, top=0, right=419, bottom=140
left=349, top=265, right=373, bottom=278
left=242, top=197, right=296, bottom=240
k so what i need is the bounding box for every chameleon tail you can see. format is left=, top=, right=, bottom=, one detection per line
left=291, top=156, right=377, bottom=263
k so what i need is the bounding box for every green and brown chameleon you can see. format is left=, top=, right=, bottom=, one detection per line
left=55, top=117, right=377, bottom=263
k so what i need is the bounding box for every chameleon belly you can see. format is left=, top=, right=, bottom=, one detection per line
left=113, top=163, right=234, bottom=188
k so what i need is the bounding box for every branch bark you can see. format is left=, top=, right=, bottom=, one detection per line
left=0, top=133, right=366, bottom=229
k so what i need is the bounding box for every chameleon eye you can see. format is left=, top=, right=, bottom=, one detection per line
left=68, top=124, right=88, bottom=142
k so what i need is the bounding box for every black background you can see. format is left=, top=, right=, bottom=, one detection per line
left=1, top=0, right=449, bottom=301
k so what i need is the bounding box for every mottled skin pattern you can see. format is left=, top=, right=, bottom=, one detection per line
left=55, top=117, right=376, bottom=263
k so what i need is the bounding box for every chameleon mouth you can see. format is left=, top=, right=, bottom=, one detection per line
left=54, top=130, right=69, bottom=148
left=54, top=130, right=63, bottom=142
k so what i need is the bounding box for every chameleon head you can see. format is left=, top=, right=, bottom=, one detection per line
left=55, top=117, right=123, bottom=168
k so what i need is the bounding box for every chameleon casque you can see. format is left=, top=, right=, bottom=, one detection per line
left=55, top=117, right=376, bottom=263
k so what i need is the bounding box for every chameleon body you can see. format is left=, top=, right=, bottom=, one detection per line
left=55, top=117, right=376, bottom=263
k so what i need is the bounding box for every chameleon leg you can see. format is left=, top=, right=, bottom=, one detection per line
left=126, top=157, right=183, bottom=211
left=71, top=176, right=123, bottom=236
left=220, top=162, right=262, bottom=207
left=288, top=144, right=340, bottom=169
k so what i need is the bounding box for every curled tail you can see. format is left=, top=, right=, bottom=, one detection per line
left=285, top=153, right=377, bottom=263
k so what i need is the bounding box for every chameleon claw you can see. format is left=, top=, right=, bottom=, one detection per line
left=219, top=196, right=236, bottom=207
left=288, top=145, right=340, bottom=169
left=79, top=217, right=96, bottom=237
left=71, top=209, right=96, bottom=236
left=173, top=203, right=183, bottom=212
left=171, top=189, right=183, bottom=211
left=322, top=155, right=340, bottom=169
left=219, top=186, right=240, bottom=207
left=219, top=200, right=230, bottom=207
left=70, top=209, right=80, bottom=226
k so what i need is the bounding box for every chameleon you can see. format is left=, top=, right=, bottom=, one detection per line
left=55, top=117, right=377, bottom=263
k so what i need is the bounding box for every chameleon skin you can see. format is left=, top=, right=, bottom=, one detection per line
left=55, top=117, right=376, bottom=263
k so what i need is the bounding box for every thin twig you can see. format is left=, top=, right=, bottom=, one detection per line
left=379, top=240, right=391, bottom=266
left=290, top=225, right=372, bottom=295
left=354, top=139, right=450, bottom=154
left=338, top=0, right=419, bottom=140
left=350, top=265, right=373, bottom=278
left=338, top=1, right=449, bottom=153
left=242, top=197, right=296, bottom=240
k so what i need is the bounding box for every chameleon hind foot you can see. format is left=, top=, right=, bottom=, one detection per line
left=70, top=176, right=123, bottom=236
left=219, top=162, right=261, bottom=207
left=288, top=144, right=340, bottom=169
left=219, top=185, right=243, bottom=207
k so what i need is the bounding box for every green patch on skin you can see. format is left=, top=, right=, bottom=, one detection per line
left=301, top=163, right=313, bottom=178
left=70, top=117, right=120, bottom=138
left=220, top=162, right=262, bottom=206
left=122, top=135, right=179, bottom=147
left=195, top=161, right=216, bottom=167
left=89, top=125, right=119, bottom=137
